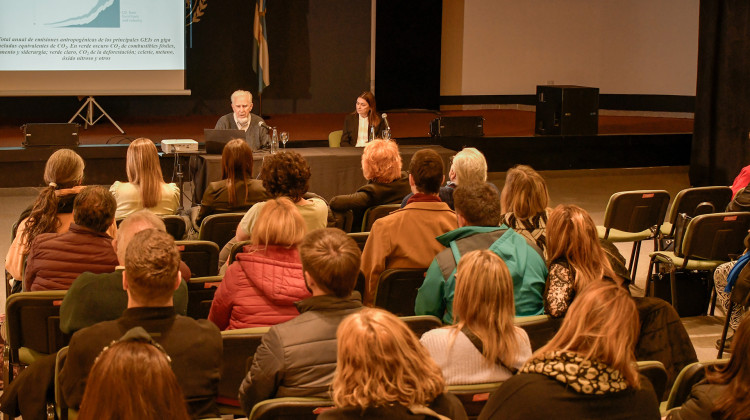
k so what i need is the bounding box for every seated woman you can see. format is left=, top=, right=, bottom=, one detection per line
left=5, top=149, right=117, bottom=285
left=110, top=138, right=180, bottom=219
left=196, top=138, right=268, bottom=226
left=420, top=249, right=531, bottom=385
left=208, top=197, right=310, bottom=330
left=329, top=139, right=410, bottom=231
left=340, top=91, right=386, bottom=147
left=320, top=308, right=468, bottom=420
left=544, top=204, right=621, bottom=318
left=478, top=283, right=660, bottom=420
left=500, top=165, right=550, bottom=257
left=667, top=315, right=750, bottom=420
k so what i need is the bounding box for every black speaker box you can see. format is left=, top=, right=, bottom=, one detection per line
left=23, top=123, right=79, bottom=147
left=535, top=85, right=599, bottom=136
left=430, top=116, right=484, bottom=137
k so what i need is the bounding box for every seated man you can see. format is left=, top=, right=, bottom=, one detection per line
left=415, top=183, right=548, bottom=323
left=60, top=210, right=191, bottom=334
left=215, top=89, right=270, bottom=151
left=60, top=229, right=222, bottom=418
left=239, top=228, right=363, bottom=414
left=360, top=148, right=458, bottom=305
left=24, top=185, right=119, bottom=291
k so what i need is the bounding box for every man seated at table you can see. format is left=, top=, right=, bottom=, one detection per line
left=215, top=89, right=270, bottom=151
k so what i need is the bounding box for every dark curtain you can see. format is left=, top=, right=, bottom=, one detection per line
left=691, top=1, right=750, bottom=186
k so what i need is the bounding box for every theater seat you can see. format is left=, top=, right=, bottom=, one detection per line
left=447, top=382, right=503, bottom=420
left=248, top=397, right=334, bottom=420
left=328, top=130, right=343, bottom=148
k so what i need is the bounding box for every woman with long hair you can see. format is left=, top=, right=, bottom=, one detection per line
left=341, top=91, right=386, bottom=147
left=500, top=165, right=550, bottom=257
left=209, top=197, right=310, bottom=330
left=196, top=138, right=268, bottom=226
left=110, top=138, right=180, bottom=219
left=320, top=308, right=468, bottom=420
left=77, top=334, right=191, bottom=420
left=668, top=315, right=750, bottom=419
left=544, top=204, right=620, bottom=318
left=479, top=283, right=660, bottom=420
left=420, top=250, right=531, bottom=384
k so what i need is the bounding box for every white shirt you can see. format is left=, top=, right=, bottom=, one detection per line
left=355, top=114, right=369, bottom=147
left=234, top=115, right=250, bottom=131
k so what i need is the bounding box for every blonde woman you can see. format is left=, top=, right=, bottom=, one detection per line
left=544, top=204, right=620, bottom=318
left=208, top=197, right=310, bottom=330
left=110, top=138, right=180, bottom=218
left=420, top=250, right=531, bottom=385
left=500, top=165, right=550, bottom=257
left=478, top=283, right=660, bottom=420
left=320, top=308, right=468, bottom=420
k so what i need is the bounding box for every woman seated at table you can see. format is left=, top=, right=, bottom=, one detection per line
left=196, top=139, right=268, bottom=226
left=329, top=139, right=410, bottom=231
left=341, top=91, right=386, bottom=147
left=420, top=250, right=531, bottom=385
left=110, top=138, right=180, bottom=219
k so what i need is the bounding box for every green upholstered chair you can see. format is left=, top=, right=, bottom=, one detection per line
left=198, top=212, right=245, bottom=250
left=328, top=130, right=343, bottom=148
left=217, top=327, right=269, bottom=416
left=361, top=203, right=400, bottom=232
left=658, top=186, right=732, bottom=250
left=161, top=214, right=188, bottom=240
left=176, top=240, right=220, bottom=277
left=513, top=314, right=563, bottom=351
left=186, top=275, right=222, bottom=319
left=447, top=382, right=504, bottom=420
left=249, top=397, right=335, bottom=420
left=347, top=232, right=369, bottom=251
left=374, top=268, right=427, bottom=317
left=400, top=315, right=443, bottom=338
left=636, top=360, right=668, bottom=401
left=661, top=359, right=728, bottom=415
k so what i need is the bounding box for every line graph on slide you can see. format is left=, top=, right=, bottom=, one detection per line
left=43, top=0, right=120, bottom=28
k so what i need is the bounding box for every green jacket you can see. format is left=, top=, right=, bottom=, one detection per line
left=414, top=225, right=547, bottom=324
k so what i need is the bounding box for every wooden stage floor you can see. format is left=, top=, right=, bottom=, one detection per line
left=0, top=109, right=693, bottom=148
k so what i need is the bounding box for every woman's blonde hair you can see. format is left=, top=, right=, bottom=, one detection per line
left=535, top=282, right=640, bottom=388
left=332, top=308, right=445, bottom=408
left=500, top=165, right=549, bottom=219
left=546, top=204, right=619, bottom=289
left=251, top=197, right=306, bottom=247
left=450, top=147, right=487, bottom=185
left=361, top=140, right=402, bottom=183
left=126, top=138, right=165, bottom=208
left=452, top=250, right=520, bottom=368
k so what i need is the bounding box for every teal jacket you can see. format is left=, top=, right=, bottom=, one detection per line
left=414, top=225, right=547, bottom=324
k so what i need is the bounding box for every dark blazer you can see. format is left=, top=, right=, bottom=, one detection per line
left=341, top=113, right=387, bottom=147
left=197, top=178, right=269, bottom=225
left=215, top=112, right=270, bottom=151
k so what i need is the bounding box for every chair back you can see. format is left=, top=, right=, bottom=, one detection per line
left=514, top=315, right=563, bottom=351
left=400, top=315, right=443, bottom=338
left=228, top=240, right=254, bottom=265
left=347, top=232, right=369, bottom=251
left=680, top=212, right=750, bottom=263
left=664, top=359, right=729, bottom=410
left=161, top=215, right=187, bottom=240
left=666, top=186, right=733, bottom=227
left=361, top=204, right=400, bottom=232
left=5, top=291, right=69, bottom=365
left=186, top=276, right=222, bottom=319
left=249, top=397, right=335, bottom=420
left=374, top=268, right=427, bottom=317
left=636, top=360, right=668, bottom=401
left=447, top=382, right=503, bottom=419
left=198, top=212, right=245, bottom=250
left=218, top=327, right=269, bottom=410
left=176, top=240, right=220, bottom=277
left=602, top=190, right=670, bottom=236
left=328, top=130, right=343, bottom=148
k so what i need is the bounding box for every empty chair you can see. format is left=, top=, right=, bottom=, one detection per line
left=374, top=268, right=427, bottom=316
left=658, top=186, right=733, bottom=250
left=636, top=360, right=668, bottom=402
left=448, top=382, right=503, bottom=420
left=328, top=130, right=343, bottom=148
left=218, top=327, right=269, bottom=416
left=249, top=398, right=335, bottom=420
left=186, top=275, right=222, bottom=319
left=176, top=240, right=220, bottom=278
left=400, top=315, right=443, bottom=338
left=361, top=204, right=400, bottom=232
left=198, top=212, right=245, bottom=250
left=346, top=232, right=369, bottom=251
left=161, top=214, right=187, bottom=240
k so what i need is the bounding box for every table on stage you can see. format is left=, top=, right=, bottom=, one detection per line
left=190, top=145, right=455, bottom=204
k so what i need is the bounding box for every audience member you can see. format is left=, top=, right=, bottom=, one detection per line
left=60, top=229, right=222, bottom=418
left=110, top=138, right=180, bottom=219
left=415, top=183, right=547, bottom=322
left=667, top=315, right=750, bottom=420
left=478, top=282, right=660, bottom=420
left=329, top=139, right=410, bottom=231
left=544, top=204, right=620, bottom=318
left=208, top=198, right=310, bottom=330
left=24, top=186, right=119, bottom=291
left=341, top=91, right=386, bottom=147
left=420, top=250, right=531, bottom=385
left=59, top=210, right=190, bottom=334
left=6, top=149, right=116, bottom=285
left=319, top=308, right=468, bottom=420
left=215, top=90, right=270, bottom=151
left=196, top=138, right=269, bottom=226
left=402, top=147, right=490, bottom=210
left=360, top=148, right=457, bottom=305
left=76, top=328, right=191, bottom=420
left=500, top=164, right=550, bottom=257
left=712, top=231, right=750, bottom=350
left=239, top=228, right=363, bottom=414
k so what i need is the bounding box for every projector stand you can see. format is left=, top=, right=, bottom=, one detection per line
left=68, top=96, right=125, bottom=134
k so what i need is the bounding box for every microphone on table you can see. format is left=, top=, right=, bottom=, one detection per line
left=382, top=113, right=391, bottom=130
left=258, top=121, right=273, bottom=130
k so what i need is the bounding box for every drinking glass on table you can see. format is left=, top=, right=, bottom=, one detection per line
left=281, top=132, right=289, bottom=149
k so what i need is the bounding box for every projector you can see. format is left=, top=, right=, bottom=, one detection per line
left=161, top=139, right=199, bottom=154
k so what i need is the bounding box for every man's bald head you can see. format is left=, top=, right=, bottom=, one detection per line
left=114, top=210, right=167, bottom=264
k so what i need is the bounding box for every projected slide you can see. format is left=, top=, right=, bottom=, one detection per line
left=0, top=0, right=184, bottom=71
